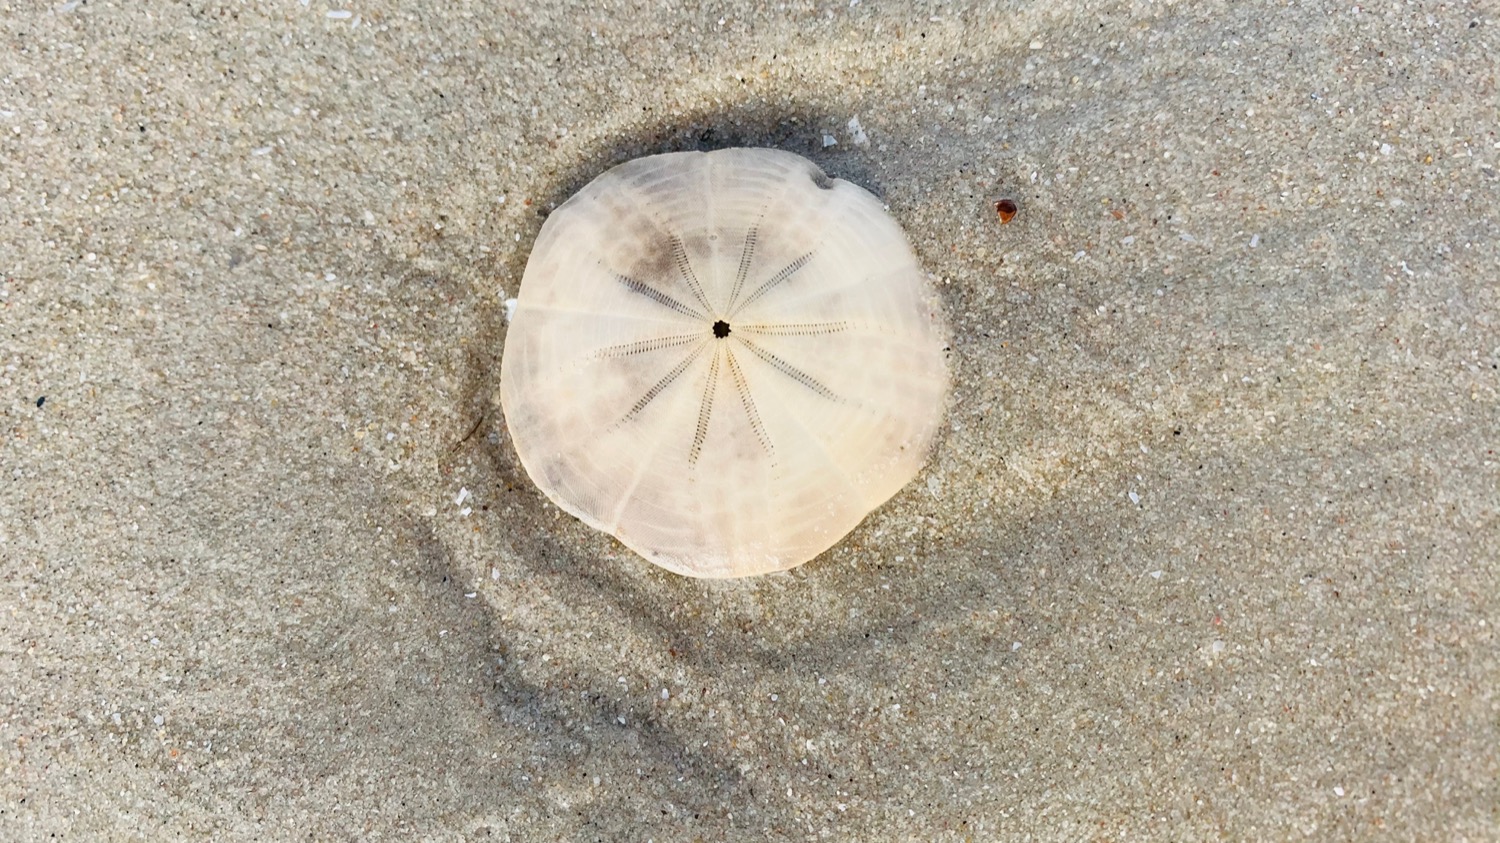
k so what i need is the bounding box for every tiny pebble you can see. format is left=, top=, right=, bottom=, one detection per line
left=846, top=116, right=869, bottom=146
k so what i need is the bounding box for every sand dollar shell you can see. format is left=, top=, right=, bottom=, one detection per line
left=500, top=148, right=948, bottom=578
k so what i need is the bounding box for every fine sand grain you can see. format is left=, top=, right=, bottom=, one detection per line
left=2, top=2, right=1496, bottom=840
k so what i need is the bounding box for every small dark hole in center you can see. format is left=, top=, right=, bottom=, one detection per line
left=712, top=320, right=731, bottom=338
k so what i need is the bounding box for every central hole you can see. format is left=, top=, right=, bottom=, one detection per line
left=712, top=320, right=731, bottom=339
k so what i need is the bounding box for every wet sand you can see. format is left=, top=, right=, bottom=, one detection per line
left=3, top=2, right=1496, bottom=839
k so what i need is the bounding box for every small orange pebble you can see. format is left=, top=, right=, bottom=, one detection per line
left=993, top=198, right=1018, bottom=224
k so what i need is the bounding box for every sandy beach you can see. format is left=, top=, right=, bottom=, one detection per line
left=3, top=1, right=1496, bottom=839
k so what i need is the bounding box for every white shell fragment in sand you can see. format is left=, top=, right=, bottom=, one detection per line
left=500, top=148, right=948, bottom=578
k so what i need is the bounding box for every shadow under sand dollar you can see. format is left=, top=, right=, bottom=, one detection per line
left=502, top=100, right=896, bottom=221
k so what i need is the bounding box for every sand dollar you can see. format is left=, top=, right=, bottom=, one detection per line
left=500, top=148, right=948, bottom=578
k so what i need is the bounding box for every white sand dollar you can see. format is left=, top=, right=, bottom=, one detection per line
left=500, top=148, right=948, bottom=578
